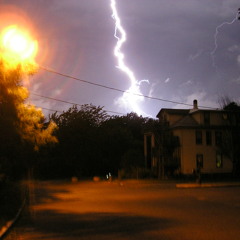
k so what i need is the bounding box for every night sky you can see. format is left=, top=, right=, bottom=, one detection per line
left=1, top=0, right=240, bottom=117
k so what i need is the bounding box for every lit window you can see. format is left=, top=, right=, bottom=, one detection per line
left=196, top=154, right=203, bottom=169
left=216, top=152, right=223, bottom=168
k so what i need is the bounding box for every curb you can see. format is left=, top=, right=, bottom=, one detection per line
left=176, top=182, right=240, bottom=188
left=0, top=198, right=26, bottom=239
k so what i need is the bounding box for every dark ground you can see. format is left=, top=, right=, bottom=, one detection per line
left=3, top=180, right=240, bottom=240
left=0, top=181, right=24, bottom=228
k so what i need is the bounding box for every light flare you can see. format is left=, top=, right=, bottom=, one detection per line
left=0, top=25, right=38, bottom=65
left=110, top=0, right=148, bottom=115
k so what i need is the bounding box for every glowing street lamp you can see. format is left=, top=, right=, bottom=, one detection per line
left=0, top=25, right=38, bottom=65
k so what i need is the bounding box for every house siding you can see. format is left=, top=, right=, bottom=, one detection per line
left=173, top=128, right=233, bottom=174
left=145, top=101, right=234, bottom=177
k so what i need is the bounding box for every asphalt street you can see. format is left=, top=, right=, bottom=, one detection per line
left=4, top=180, right=240, bottom=240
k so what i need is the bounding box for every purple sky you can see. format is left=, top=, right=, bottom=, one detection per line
left=1, top=0, right=240, bottom=117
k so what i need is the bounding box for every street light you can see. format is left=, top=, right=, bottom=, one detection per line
left=0, top=25, right=38, bottom=66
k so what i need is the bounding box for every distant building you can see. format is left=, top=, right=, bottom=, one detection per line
left=144, top=100, right=233, bottom=178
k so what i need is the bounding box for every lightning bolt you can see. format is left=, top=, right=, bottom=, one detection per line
left=210, top=12, right=239, bottom=71
left=110, top=0, right=148, bottom=115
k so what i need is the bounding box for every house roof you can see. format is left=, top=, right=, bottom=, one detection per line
left=170, top=115, right=199, bottom=128
left=156, top=108, right=189, bottom=118
left=157, top=108, right=222, bottom=118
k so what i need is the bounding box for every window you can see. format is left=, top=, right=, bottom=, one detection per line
left=195, top=130, right=202, bottom=145
left=206, top=131, right=212, bottom=145
left=196, top=154, right=203, bottom=169
left=215, top=131, right=222, bottom=146
left=216, top=152, right=223, bottom=168
left=204, top=112, right=210, bottom=125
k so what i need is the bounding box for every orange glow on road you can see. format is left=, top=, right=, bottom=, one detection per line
left=1, top=25, right=38, bottom=63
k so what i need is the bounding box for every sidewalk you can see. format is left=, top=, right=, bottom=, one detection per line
left=117, top=179, right=240, bottom=189
left=176, top=182, right=240, bottom=188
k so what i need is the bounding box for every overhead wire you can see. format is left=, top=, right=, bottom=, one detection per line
left=39, top=66, right=217, bottom=110
left=35, top=106, right=63, bottom=113
left=31, top=92, right=125, bottom=115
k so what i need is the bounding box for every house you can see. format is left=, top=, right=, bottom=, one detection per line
left=144, top=100, right=233, bottom=177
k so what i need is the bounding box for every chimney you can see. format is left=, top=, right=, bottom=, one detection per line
left=193, top=99, right=198, bottom=110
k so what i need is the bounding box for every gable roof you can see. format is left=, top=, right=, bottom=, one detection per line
left=156, top=108, right=189, bottom=118
left=170, top=115, right=199, bottom=128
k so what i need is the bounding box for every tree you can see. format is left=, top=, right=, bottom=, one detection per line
left=47, top=104, right=109, bottom=178
left=0, top=58, right=57, bottom=178
left=220, top=98, right=240, bottom=177
left=102, top=113, right=149, bottom=177
left=100, top=115, right=134, bottom=175
left=45, top=109, right=154, bottom=179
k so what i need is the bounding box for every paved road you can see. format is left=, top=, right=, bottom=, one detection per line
left=5, top=180, right=240, bottom=240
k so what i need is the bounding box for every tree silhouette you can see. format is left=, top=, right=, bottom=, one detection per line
left=221, top=99, right=240, bottom=176
left=0, top=58, right=57, bottom=178
left=44, top=108, right=153, bottom=179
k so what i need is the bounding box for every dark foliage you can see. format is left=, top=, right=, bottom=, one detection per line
left=221, top=100, right=240, bottom=176
left=0, top=59, right=57, bottom=180
left=36, top=106, right=154, bottom=179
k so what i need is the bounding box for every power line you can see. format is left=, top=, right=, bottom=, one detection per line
left=25, top=102, right=63, bottom=113
left=31, top=92, right=125, bottom=115
left=36, top=106, right=63, bottom=113
left=40, top=66, right=217, bottom=109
